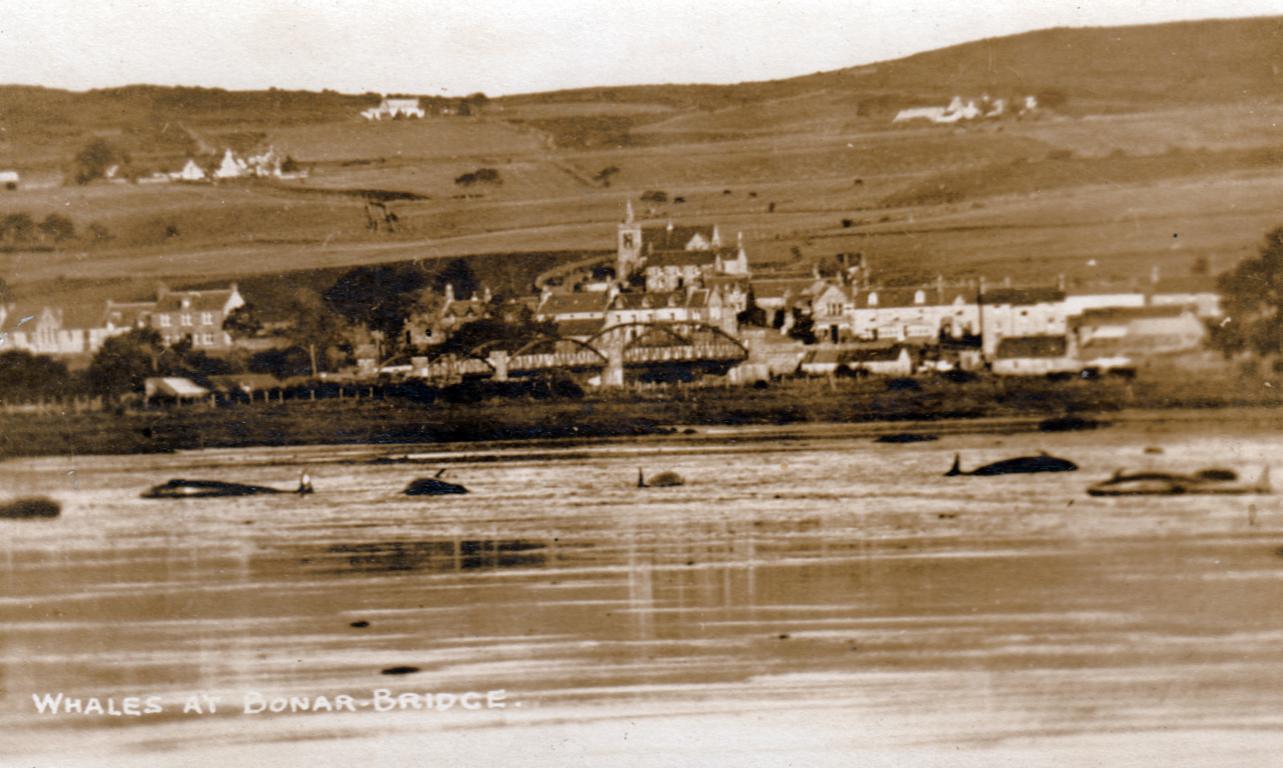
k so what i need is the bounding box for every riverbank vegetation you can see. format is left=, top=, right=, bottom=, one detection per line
left=2, top=370, right=1279, bottom=459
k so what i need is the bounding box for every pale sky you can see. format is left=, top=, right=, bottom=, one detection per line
left=1, top=0, right=1280, bottom=95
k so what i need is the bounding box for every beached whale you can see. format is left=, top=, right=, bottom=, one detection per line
left=946, top=452, right=1078, bottom=477
left=638, top=469, right=685, bottom=488
left=0, top=497, right=61, bottom=519
left=404, top=470, right=468, bottom=496
left=1089, top=467, right=1271, bottom=496
left=142, top=475, right=312, bottom=499
left=875, top=433, right=939, bottom=444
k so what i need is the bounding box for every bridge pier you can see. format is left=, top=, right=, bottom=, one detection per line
left=603, top=343, right=624, bottom=387
left=487, top=350, right=510, bottom=382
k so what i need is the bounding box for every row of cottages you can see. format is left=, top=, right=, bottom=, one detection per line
left=801, top=276, right=1220, bottom=356
left=361, top=97, right=425, bottom=121
left=0, top=284, right=244, bottom=360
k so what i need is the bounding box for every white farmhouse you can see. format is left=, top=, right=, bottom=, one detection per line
left=362, top=97, right=425, bottom=120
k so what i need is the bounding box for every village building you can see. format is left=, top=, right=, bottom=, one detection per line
left=1148, top=275, right=1221, bottom=318
left=811, top=283, right=853, bottom=343
left=617, top=201, right=720, bottom=280
left=535, top=289, right=615, bottom=326
left=149, top=284, right=245, bottom=350
left=799, top=348, right=852, bottom=376
left=361, top=97, right=426, bottom=121
left=991, top=335, right=1078, bottom=376
left=979, top=287, right=1067, bottom=358
left=0, top=305, right=89, bottom=357
left=849, top=344, right=915, bottom=376
left=403, top=284, right=492, bottom=348
left=748, top=276, right=826, bottom=328
left=850, top=284, right=980, bottom=342
left=0, top=170, right=19, bottom=190
left=175, top=159, right=207, bottom=182
left=1073, top=305, right=1207, bottom=358
left=1063, top=285, right=1147, bottom=316
left=214, top=148, right=248, bottom=179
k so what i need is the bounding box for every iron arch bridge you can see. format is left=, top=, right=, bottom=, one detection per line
left=416, top=322, right=749, bottom=380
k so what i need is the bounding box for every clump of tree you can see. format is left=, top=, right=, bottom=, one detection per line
left=73, top=139, right=127, bottom=185
left=0, top=350, right=76, bottom=400
left=0, top=213, right=35, bottom=247
left=454, top=168, right=502, bottom=187
left=640, top=190, right=668, bottom=203
left=323, top=263, right=429, bottom=356
left=38, top=213, right=75, bottom=242
left=84, top=328, right=239, bottom=399
left=1211, top=225, right=1283, bottom=359
left=0, top=212, right=79, bottom=247
left=736, top=290, right=768, bottom=327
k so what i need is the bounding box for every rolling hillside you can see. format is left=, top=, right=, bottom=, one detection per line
left=3, top=15, right=1283, bottom=309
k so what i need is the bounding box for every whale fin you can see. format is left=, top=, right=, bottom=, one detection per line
left=946, top=454, right=963, bottom=477
left=638, top=468, right=645, bottom=488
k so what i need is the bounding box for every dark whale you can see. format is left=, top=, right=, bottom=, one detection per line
left=404, top=469, right=468, bottom=496
left=946, top=452, right=1078, bottom=477
left=0, top=497, right=60, bottom=519
left=638, top=469, right=685, bottom=488
left=143, top=473, right=313, bottom=499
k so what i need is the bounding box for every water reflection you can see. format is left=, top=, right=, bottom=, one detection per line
left=317, top=539, right=549, bottom=574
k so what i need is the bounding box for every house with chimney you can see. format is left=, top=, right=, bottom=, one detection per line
left=149, top=284, right=245, bottom=350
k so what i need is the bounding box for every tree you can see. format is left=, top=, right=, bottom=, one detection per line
left=38, top=213, right=76, bottom=243
left=433, top=258, right=479, bottom=299
left=73, top=139, right=123, bottom=185
left=736, top=290, right=767, bottom=327
left=282, top=290, right=346, bottom=377
left=323, top=265, right=427, bottom=351
left=0, top=213, right=35, bottom=246
left=222, top=303, right=264, bottom=339
left=0, top=350, right=74, bottom=400
left=84, top=328, right=165, bottom=399
left=786, top=308, right=817, bottom=344
left=1212, top=226, right=1283, bottom=358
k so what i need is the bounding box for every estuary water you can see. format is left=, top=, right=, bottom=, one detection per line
left=3, top=418, right=1283, bottom=766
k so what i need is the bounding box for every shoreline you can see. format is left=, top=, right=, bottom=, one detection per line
left=2, top=375, right=1281, bottom=460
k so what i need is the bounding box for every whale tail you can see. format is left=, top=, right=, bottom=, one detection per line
left=945, top=454, right=964, bottom=477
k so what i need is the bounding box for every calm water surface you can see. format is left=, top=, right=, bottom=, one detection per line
left=3, top=422, right=1283, bottom=766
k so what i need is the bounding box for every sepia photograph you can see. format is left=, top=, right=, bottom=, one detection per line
left=4, top=0, right=1283, bottom=764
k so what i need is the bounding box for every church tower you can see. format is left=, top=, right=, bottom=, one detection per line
left=616, top=199, right=643, bottom=281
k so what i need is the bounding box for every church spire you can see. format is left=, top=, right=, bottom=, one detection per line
left=625, top=198, right=634, bottom=225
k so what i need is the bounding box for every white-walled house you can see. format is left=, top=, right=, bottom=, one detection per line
left=149, top=284, right=245, bottom=350
left=1063, top=286, right=1147, bottom=316
left=175, top=159, right=207, bottom=182
left=980, top=287, right=1067, bottom=358
left=362, top=97, right=426, bottom=120
left=850, top=285, right=979, bottom=342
